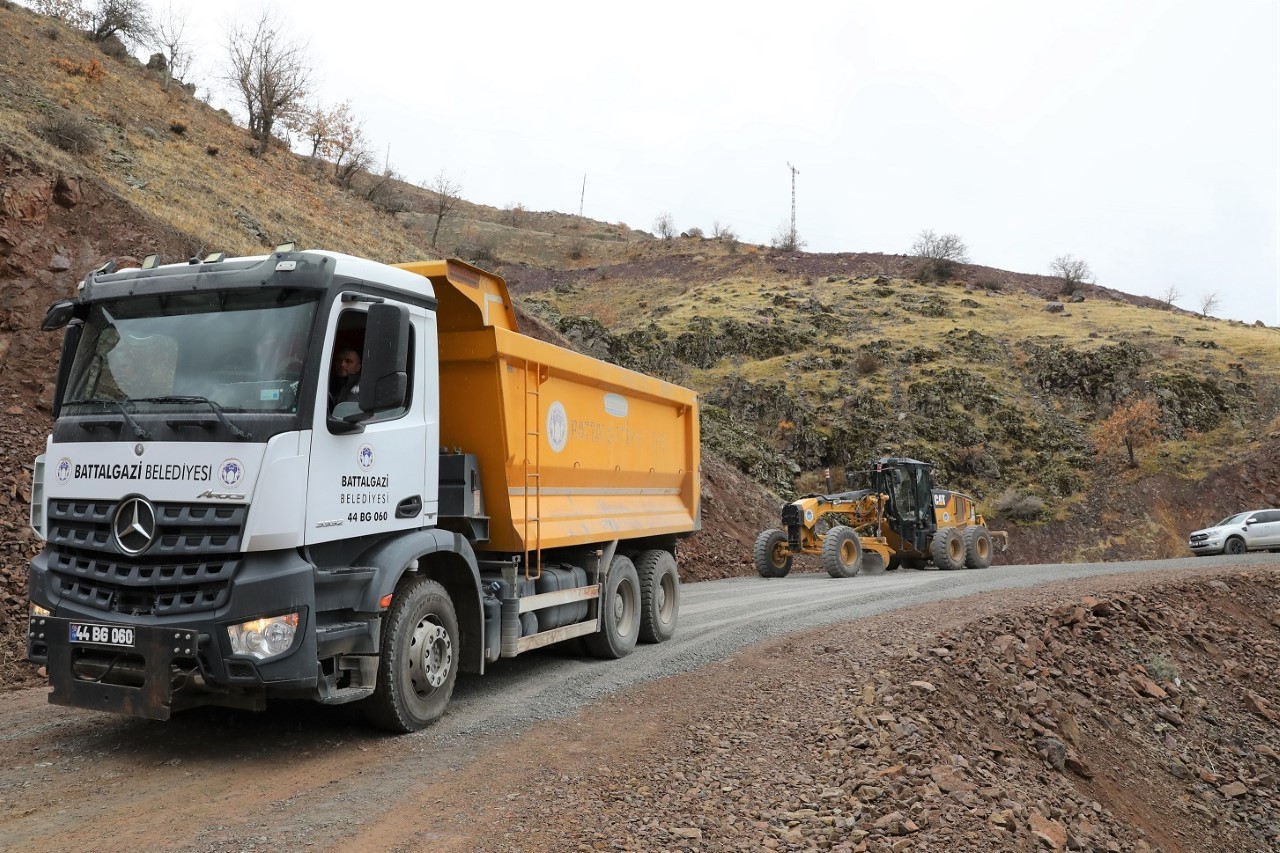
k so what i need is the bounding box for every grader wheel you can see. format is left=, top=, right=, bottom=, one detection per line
left=821, top=526, right=862, bottom=578
left=930, top=527, right=966, bottom=571
left=753, top=529, right=793, bottom=578
left=963, top=526, right=994, bottom=569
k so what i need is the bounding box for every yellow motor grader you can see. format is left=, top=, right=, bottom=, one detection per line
left=753, top=457, right=1005, bottom=578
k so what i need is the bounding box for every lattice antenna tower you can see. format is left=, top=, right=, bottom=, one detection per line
left=787, top=162, right=799, bottom=249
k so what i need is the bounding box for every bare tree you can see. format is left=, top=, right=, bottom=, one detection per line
left=770, top=220, right=806, bottom=252
left=1198, top=291, right=1221, bottom=317
left=361, top=160, right=406, bottom=213
left=423, top=172, right=462, bottom=248
left=225, top=11, right=313, bottom=157
left=88, top=0, right=150, bottom=45
left=653, top=212, right=675, bottom=241
left=149, top=2, right=191, bottom=92
left=711, top=219, right=737, bottom=241
left=1158, top=284, right=1182, bottom=310
left=1049, top=254, right=1094, bottom=293
left=322, top=101, right=370, bottom=188
left=911, top=229, right=970, bottom=262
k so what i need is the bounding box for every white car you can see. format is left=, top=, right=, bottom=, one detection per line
left=1188, top=509, right=1280, bottom=556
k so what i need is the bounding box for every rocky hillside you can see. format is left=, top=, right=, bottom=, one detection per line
left=1, top=1, right=1279, bottom=687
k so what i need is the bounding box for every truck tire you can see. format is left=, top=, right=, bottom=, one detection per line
left=585, top=555, right=641, bottom=659
left=363, top=577, right=459, bottom=733
left=753, top=529, right=793, bottom=578
left=930, top=528, right=966, bottom=571
left=635, top=549, right=680, bottom=643
left=962, top=526, right=993, bottom=569
left=821, top=526, right=862, bottom=578
left=901, top=556, right=927, bottom=570
left=1225, top=537, right=1246, bottom=556
left=886, top=553, right=902, bottom=572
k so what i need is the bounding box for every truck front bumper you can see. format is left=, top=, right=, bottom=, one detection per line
left=28, top=548, right=323, bottom=719
left=31, top=615, right=201, bottom=721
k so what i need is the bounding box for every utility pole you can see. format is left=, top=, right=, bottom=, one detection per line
left=579, top=174, right=586, bottom=218
left=786, top=162, right=799, bottom=250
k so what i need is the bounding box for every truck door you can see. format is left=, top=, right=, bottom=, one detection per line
left=304, top=299, right=435, bottom=544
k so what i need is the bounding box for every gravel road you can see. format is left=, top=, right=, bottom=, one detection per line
left=1, top=553, right=1276, bottom=852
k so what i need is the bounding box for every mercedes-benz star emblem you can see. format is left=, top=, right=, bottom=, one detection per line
left=113, top=496, right=156, bottom=555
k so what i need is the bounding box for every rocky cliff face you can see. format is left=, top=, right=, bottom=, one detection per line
left=0, top=148, right=198, bottom=683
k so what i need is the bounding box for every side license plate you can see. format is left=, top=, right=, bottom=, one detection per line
left=69, top=622, right=136, bottom=649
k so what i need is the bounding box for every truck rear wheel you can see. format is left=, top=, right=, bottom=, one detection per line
left=963, top=526, right=993, bottom=569
left=636, top=549, right=680, bottom=643
left=585, top=555, right=641, bottom=659
left=364, top=577, right=459, bottom=733
left=930, top=528, right=966, bottom=571
left=753, top=529, right=793, bottom=578
left=821, top=526, right=862, bottom=578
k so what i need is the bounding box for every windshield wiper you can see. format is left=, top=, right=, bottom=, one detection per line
left=62, top=398, right=152, bottom=441
left=133, top=396, right=253, bottom=441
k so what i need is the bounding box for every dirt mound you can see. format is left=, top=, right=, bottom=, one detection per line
left=678, top=453, right=781, bottom=582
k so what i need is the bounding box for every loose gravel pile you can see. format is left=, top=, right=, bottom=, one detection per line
left=459, top=571, right=1280, bottom=852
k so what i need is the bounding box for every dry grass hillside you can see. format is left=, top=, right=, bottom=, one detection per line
left=0, top=0, right=1278, bottom=609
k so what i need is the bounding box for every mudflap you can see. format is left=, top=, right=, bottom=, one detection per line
left=34, top=615, right=199, bottom=721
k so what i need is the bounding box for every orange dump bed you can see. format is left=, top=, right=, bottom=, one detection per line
left=396, top=260, right=700, bottom=553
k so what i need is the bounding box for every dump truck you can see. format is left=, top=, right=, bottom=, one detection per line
left=753, top=456, right=1001, bottom=578
left=26, top=249, right=700, bottom=732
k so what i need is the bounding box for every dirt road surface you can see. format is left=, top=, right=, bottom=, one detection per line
left=2, top=554, right=1276, bottom=852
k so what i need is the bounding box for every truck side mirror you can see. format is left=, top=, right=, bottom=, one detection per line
left=50, top=321, right=83, bottom=419
left=360, top=303, right=410, bottom=413
left=42, top=300, right=77, bottom=331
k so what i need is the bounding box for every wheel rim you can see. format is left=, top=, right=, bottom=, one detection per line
left=771, top=540, right=788, bottom=568
left=613, top=578, right=638, bottom=635
left=949, top=536, right=964, bottom=561
left=657, top=572, right=676, bottom=623
left=1228, top=540, right=1244, bottom=555
left=408, top=615, right=452, bottom=694
left=840, top=538, right=858, bottom=566
left=977, top=537, right=990, bottom=559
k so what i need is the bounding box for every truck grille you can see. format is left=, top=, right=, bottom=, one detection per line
left=45, top=499, right=246, bottom=616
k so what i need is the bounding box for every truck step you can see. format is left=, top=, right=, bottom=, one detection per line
left=317, top=686, right=374, bottom=705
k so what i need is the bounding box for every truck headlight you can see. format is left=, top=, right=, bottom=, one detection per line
left=227, top=612, right=300, bottom=660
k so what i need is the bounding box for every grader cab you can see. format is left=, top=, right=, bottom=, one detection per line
left=753, top=457, right=1004, bottom=578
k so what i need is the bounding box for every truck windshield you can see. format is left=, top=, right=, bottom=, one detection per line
left=63, top=289, right=320, bottom=415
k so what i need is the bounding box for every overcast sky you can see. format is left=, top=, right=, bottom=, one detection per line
left=160, top=1, right=1277, bottom=324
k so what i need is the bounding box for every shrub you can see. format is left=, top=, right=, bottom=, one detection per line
left=853, top=351, right=880, bottom=375
left=169, top=119, right=188, bottom=135
left=205, top=144, right=219, bottom=156
left=1145, top=654, right=1178, bottom=682
left=977, top=278, right=1003, bottom=292
left=992, top=488, right=1044, bottom=521
left=567, top=239, right=585, bottom=260
left=685, top=226, right=704, bottom=239
left=50, top=56, right=107, bottom=81
left=32, top=111, right=100, bottom=154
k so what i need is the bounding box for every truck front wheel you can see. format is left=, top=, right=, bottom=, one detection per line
left=585, top=555, right=641, bottom=659
left=364, top=577, right=460, bottom=733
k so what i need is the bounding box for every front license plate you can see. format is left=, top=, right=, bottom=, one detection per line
left=68, top=622, right=136, bottom=649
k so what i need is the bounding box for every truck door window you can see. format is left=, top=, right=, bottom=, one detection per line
left=326, top=308, right=414, bottom=429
